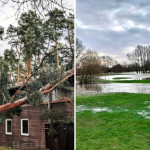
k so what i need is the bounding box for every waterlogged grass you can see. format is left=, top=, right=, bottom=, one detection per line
left=77, top=93, right=150, bottom=150
left=112, top=77, right=131, bottom=80
left=94, top=79, right=110, bottom=83
left=0, top=147, right=16, bottom=150
left=112, top=79, right=150, bottom=83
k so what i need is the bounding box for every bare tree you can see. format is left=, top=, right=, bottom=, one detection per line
left=77, top=49, right=102, bottom=84
left=0, top=0, right=73, bottom=18
left=76, top=38, right=85, bottom=59
left=101, top=56, right=118, bottom=73
left=127, top=45, right=150, bottom=73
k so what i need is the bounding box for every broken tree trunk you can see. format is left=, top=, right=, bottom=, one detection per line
left=0, top=71, right=74, bottom=112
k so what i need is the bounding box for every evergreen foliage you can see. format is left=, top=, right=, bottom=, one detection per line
left=0, top=8, right=74, bottom=117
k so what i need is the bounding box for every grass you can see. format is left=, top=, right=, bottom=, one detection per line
left=93, top=79, right=110, bottom=83
left=112, top=77, right=131, bottom=80
left=101, top=73, right=134, bottom=76
left=0, top=147, right=15, bottom=150
left=77, top=93, right=150, bottom=150
left=95, top=79, right=150, bottom=83
left=112, top=79, right=150, bottom=83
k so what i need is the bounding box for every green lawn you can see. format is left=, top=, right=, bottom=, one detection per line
left=77, top=93, right=150, bottom=150
left=112, top=77, right=131, bottom=80
left=0, top=147, right=15, bottom=150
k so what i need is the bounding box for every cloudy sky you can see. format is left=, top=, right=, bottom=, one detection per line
left=77, top=0, right=150, bottom=63
left=0, top=0, right=74, bottom=56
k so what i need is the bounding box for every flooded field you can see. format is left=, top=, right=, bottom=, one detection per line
left=77, top=72, right=150, bottom=95
left=100, top=72, right=150, bottom=80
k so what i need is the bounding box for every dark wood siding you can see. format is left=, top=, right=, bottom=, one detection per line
left=0, top=101, right=73, bottom=150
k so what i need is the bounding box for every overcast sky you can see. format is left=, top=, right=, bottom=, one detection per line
left=77, top=0, right=150, bottom=63
left=0, top=0, right=74, bottom=57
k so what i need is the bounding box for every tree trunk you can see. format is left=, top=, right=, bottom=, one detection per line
left=17, top=49, right=21, bottom=86
left=17, top=38, right=22, bottom=86
left=29, top=39, right=32, bottom=80
left=24, top=62, right=27, bottom=83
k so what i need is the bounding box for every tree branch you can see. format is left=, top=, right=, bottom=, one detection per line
left=0, top=70, right=74, bottom=112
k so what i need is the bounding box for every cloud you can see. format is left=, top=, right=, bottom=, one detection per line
left=77, top=0, right=150, bottom=63
left=122, top=46, right=135, bottom=54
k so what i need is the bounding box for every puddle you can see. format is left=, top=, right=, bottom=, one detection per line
left=76, top=105, right=129, bottom=113
left=76, top=105, right=112, bottom=113
left=137, top=110, right=150, bottom=119
left=92, top=108, right=112, bottom=113
left=76, top=105, right=91, bottom=112
left=137, top=110, right=149, bottom=116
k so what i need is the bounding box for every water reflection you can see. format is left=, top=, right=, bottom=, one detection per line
left=77, top=72, right=150, bottom=95
left=77, top=83, right=150, bottom=95
left=77, top=83, right=103, bottom=96
left=100, top=72, right=150, bottom=81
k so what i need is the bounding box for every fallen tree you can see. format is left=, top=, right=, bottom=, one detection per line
left=0, top=70, right=74, bottom=112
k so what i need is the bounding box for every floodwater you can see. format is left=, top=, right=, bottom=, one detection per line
left=77, top=72, right=150, bottom=95
left=100, top=72, right=150, bottom=80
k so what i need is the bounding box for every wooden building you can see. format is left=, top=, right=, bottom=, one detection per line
left=0, top=86, right=74, bottom=150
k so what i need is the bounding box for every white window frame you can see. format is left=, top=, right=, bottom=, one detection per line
left=21, top=119, right=29, bottom=136
left=5, top=119, right=12, bottom=135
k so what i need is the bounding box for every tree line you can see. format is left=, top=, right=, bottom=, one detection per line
left=0, top=8, right=74, bottom=117
left=127, top=45, right=150, bottom=73
left=77, top=39, right=150, bottom=84
left=76, top=38, right=118, bottom=84
left=0, top=9, right=74, bottom=87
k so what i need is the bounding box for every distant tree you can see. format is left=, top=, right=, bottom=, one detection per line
left=76, top=38, right=85, bottom=61
left=112, top=64, right=124, bottom=73
left=127, top=45, right=150, bottom=73
left=78, top=50, right=102, bottom=84
left=101, top=56, right=118, bottom=73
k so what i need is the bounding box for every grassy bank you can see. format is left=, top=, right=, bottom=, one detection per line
left=77, top=93, right=150, bottom=150
left=95, top=79, right=150, bottom=83
left=112, top=77, right=131, bottom=80
left=112, top=79, right=150, bottom=83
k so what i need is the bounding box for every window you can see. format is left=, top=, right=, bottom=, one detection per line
left=21, top=119, right=29, bottom=136
left=5, top=119, right=12, bottom=135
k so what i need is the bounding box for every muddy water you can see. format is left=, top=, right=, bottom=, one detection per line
left=100, top=72, right=150, bottom=80
left=77, top=72, right=150, bottom=95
